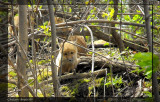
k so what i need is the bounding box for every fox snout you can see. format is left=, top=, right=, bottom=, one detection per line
left=67, top=57, right=73, bottom=62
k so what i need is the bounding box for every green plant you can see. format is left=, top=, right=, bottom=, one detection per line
left=39, top=24, right=51, bottom=37
left=133, top=52, right=153, bottom=79
left=38, top=59, right=51, bottom=65
left=37, top=68, right=52, bottom=82
left=105, top=75, right=123, bottom=88
left=79, top=78, right=91, bottom=84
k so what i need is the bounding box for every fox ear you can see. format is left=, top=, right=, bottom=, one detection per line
left=69, top=36, right=77, bottom=42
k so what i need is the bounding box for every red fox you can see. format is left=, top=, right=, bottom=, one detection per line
left=68, top=36, right=87, bottom=56
left=48, top=17, right=72, bottom=32
left=50, top=17, right=87, bottom=75
left=8, top=16, right=19, bottom=36
left=8, top=16, right=29, bottom=36
left=48, top=16, right=64, bottom=25
left=56, top=42, right=78, bottom=75
left=56, top=35, right=87, bottom=75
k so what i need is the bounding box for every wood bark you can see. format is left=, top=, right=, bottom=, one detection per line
left=0, top=42, right=36, bottom=97
left=39, top=56, right=140, bottom=86
left=111, top=0, right=125, bottom=52
left=143, top=0, right=160, bottom=101
left=144, top=0, right=152, bottom=52
left=16, top=0, right=29, bottom=97
left=47, top=0, right=61, bottom=97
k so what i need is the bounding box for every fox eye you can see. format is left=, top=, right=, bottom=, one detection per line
left=64, top=53, right=67, bottom=56
left=71, top=52, right=74, bottom=54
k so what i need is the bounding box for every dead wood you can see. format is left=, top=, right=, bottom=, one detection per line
left=78, top=56, right=138, bottom=72
left=39, top=56, right=139, bottom=87
left=110, top=0, right=125, bottom=52
left=90, top=28, right=148, bottom=52
left=88, top=43, right=116, bottom=48
left=39, top=69, right=106, bottom=87
left=0, top=43, right=37, bottom=97
left=5, top=26, right=148, bottom=52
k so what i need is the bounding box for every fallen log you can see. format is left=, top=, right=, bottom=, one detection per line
left=39, top=56, right=140, bottom=87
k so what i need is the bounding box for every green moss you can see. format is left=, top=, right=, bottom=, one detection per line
left=61, top=86, right=70, bottom=91
left=95, top=77, right=104, bottom=87
left=71, top=84, right=79, bottom=96
left=79, top=78, right=91, bottom=84
left=61, top=85, right=73, bottom=97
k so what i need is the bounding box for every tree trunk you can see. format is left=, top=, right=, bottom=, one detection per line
left=47, top=0, right=61, bottom=97
left=143, top=0, right=160, bottom=102
left=16, top=0, right=29, bottom=97
left=111, top=0, right=125, bottom=52
left=143, top=0, right=152, bottom=51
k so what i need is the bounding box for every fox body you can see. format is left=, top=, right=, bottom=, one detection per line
left=48, top=17, right=72, bottom=32
left=56, top=36, right=87, bottom=75
left=48, top=17, right=64, bottom=25
left=8, top=16, right=29, bottom=36
left=56, top=42, right=78, bottom=75
left=8, top=16, right=19, bottom=36
left=51, top=17, right=87, bottom=75
left=68, top=36, right=87, bottom=56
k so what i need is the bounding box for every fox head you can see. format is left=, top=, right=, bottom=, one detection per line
left=55, top=17, right=64, bottom=24
left=61, top=42, right=77, bottom=63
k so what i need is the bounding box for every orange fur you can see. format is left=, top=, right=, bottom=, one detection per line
left=56, top=42, right=78, bottom=75
left=48, top=17, right=64, bottom=25
left=8, top=16, right=19, bottom=36
left=48, top=17, right=72, bottom=32
left=56, top=36, right=87, bottom=75
left=69, top=36, right=87, bottom=56
left=8, top=16, right=29, bottom=36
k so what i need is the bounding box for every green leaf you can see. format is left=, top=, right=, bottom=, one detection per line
left=90, top=9, right=94, bottom=13
left=85, top=1, right=89, bottom=5
left=28, top=5, right=31, bottom=8
left=134, top=52, right=152, bottom=79
left=110, top=9, right=114, bottom=18
left=39, top=5, right=43, bottom=9
left=101, top=12, right=108, bottom=18
left=38, top=59, right=50, bottom=65
left=30, top=60, right=33, bottom=64
left=143, top=91, right=152, bottom=97
left=9, top=71, right=17, bottom=77
left=43, top=21, right=49, bottom=26
left=69, top=8, right=72, bottom=12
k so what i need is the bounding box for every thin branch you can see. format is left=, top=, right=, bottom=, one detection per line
left=54, top=19, right=158, bottom=29
left=47, top=0, right=61, bottom=97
